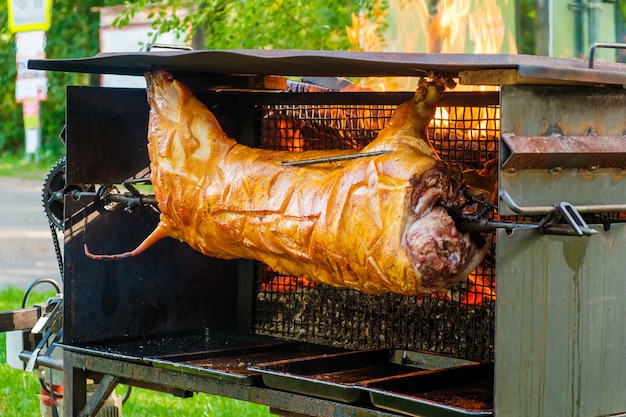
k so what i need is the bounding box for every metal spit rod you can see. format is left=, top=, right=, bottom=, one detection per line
left=69, top=189, right=157, bottom=206
left=499, top=190, right=626, bottom=215
left=457, top=191, right=622, bottom=236
left=281, top=150, right=392, bottom=166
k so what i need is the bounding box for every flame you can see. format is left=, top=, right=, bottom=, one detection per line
left=261, top=274, right=316, bottom=293
left=461, top=271, right=496, bottom=305
left=261, top=110, right=306, bottom=150
left=414, top=269, right=496, bottom=306
left=346, top=3, right=387, bottom=53
left=259, top=1, right=510, bottom=302
left=347, top=0, right=517, bottom=55
left=432, top=0, right=472, bottom=53
left=346, top=0, right=517, bottom=91
left=468, top=0, right=517, bottom=55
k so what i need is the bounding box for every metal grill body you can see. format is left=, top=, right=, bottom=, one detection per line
left=26, top=50, right=626, bottom=417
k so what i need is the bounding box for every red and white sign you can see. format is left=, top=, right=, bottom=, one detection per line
left=15, top=30, right=47, bottom=102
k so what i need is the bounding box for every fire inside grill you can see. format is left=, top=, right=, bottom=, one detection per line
left=253, top=92, right=499, bottom=361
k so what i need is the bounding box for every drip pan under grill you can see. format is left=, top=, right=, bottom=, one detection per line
left=251, top=350, right=480, bottom=404
left=61, top=331, right=345, bottom=384
left=149, top=341, right=346, bottom=384
left=364, top=363, right=493, bottom=417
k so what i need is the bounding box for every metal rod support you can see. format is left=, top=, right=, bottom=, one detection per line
left=588, top=42, right=626, bottom=69
left=78, top=374, right=120, bottom=417
left=105, top=193, right=158, bottom=206
left=19, top=351, right=64, bottom=371
left=70, top=190, right=158, bottom=206
left=499, top=190, right=626, bottom=215
left=281, top=150, right=391, bottom=166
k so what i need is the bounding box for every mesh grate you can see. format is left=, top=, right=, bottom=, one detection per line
left=259, top=104, right=394, bottom=151
left=252, top=94, right=498, bottom=361
left=430, top=105, right=500, bottom=169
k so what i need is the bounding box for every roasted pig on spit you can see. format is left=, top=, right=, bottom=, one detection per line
left=85, top=70, right=491, bottom=296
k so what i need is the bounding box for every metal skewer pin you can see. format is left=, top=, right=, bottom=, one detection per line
left=281, top=150, right=392, bottom=166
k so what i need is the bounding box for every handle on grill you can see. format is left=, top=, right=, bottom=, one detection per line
left=458, top=191, right=626, bottom=236
left=500, top=190, right=626, bottom=216
left=588, top=42, right=626, bottom=69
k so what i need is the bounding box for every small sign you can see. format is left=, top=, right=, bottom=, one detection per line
left=8, top=0, right=53, bottom=33
left=15, top=30, right=47, bottom=102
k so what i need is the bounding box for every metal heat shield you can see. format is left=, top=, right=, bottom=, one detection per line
left=498, top=85, right=626, bottom=216
left=63, top=86, right=245, bottom=345
left=495, top=83, right=626, bottom=416
left=495, top=225, right=626, bottom=417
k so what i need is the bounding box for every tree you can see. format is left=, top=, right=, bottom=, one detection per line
left=0, top=0, right=124, bottom=158
left=618, top=0, right=626, bottom=62
left=112, top=0, right=375, bottom=51
left=0, top=1, right=378, bottom=157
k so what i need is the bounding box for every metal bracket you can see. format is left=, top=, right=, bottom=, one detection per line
left=537, top=202, right=597, bottom=237
left=556, top=202, right=595, bottom=236
left=78, top=374, right=120, bottom=417
left=26, top=296, right=64, bottom=372
left=31, top=296, right=63, bottom=335
left=459, top=192, right=601, bottom=236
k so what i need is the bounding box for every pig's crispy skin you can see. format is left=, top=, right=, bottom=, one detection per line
left=85, top=70, right=487, bottom=295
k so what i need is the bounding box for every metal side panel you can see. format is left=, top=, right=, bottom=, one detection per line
left=500, top=85, right=626, bottom=138
left=495, top=224, right=626, bottom=417
left=63, top=86, right=248, bottom=343
left=498, top=85, right=626, bottom=215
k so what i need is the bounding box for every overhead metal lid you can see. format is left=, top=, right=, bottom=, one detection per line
left=28, top=49, right=626, bottom=86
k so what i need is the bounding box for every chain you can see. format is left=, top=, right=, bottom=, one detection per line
left=48, top=217, right=64, bottom=283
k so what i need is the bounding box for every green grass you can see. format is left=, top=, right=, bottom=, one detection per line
left=0, top=153, right=59, bottom=181
left=0, top=287, right=272, bottom=416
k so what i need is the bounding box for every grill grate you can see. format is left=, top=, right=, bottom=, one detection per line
left=431, top=105, right=500, bottom=169
left=252, top=94, right=499, bottom=361
left=259, top=103, right=394, bottom=151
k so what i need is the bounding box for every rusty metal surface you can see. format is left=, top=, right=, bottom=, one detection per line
left=28, top=50, right=626, bottom=85
left=64, top=350, right=407, bottom=417
left=501, top=134, right=626, bottom=170
left=148, top=341, right=346, bottom=385
left=64, top=192, right=240, bottom=344
left=364, top=363, right=494, bottom=417
left=498, top=84, right=626, bottom=215
left=251, top=349, right=478, bottom=404
left=500, top=85, right=626, bottom=137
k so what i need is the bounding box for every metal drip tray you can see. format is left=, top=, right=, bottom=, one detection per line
left=149, top=341, right=346, bottom=384
left=61, top=331, right=345, bottom=384
left=251, top=349, right=478, bottom=403
left=363, top=363, right=494, bottom=416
